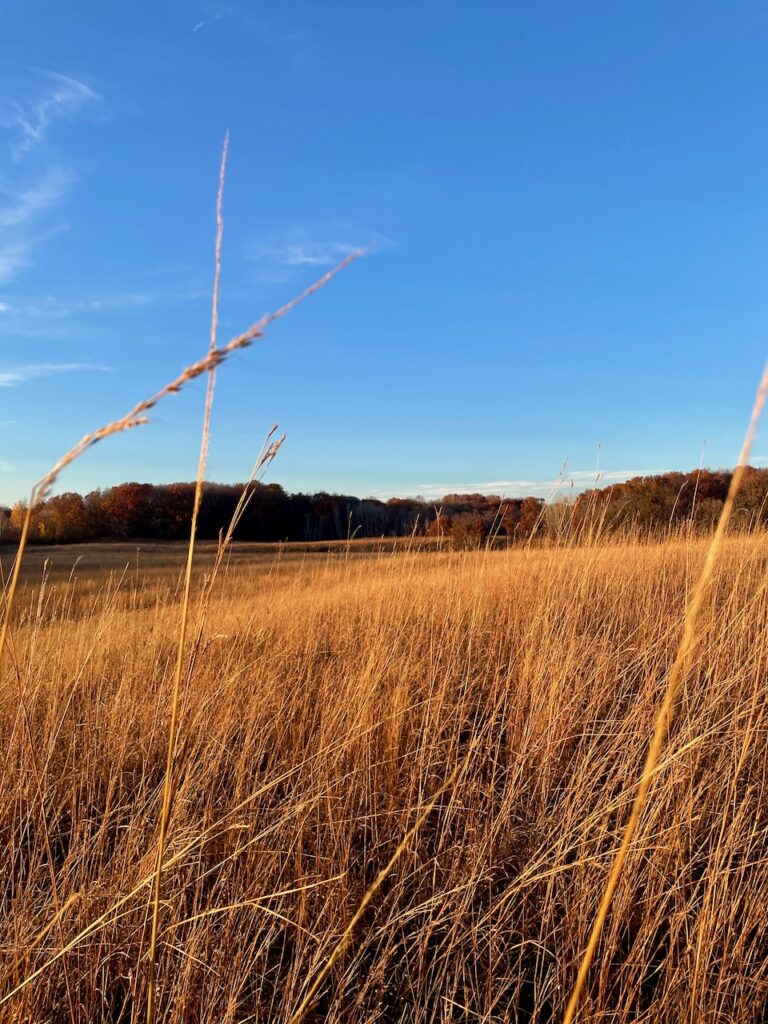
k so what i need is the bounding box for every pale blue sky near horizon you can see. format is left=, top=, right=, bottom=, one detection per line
left=1, top=1, right=767, bottom=504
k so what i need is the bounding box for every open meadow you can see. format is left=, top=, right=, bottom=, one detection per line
left=0, top=538, right=441, bottom=586
left=4, top=4, right=767, bottom=1022
left=1, top=533, right=767, bottom=1022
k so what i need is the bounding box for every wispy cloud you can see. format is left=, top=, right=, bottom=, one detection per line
left=254, top=239, right=362, bottom=268
left=0, top=223, right=69, bottom=284
left=246, top=224, right=389, bottom=284
left=0, top=70, right=100, bottom=289
left=192, top=3, right=241, bottom=32
left=0, top=280, right=208, bottom=324
left=0, top=239, right=33, bottom=283
left=0, top=363, right=110, bottom=388
left=0, top=165, right=76, bottom=229
left=1, top=70, right=98, bottom=160
left=83, top=282, right=209, bottom=312
left=190, top=4, right=314, bottom=69
left=372, top=470, right=659, bottom=502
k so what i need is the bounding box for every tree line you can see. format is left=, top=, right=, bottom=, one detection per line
left=0, top=483, right=543, bottom=547
left=1, top=467, right=767, bottom=547
left=568, top=466, right=768, bottom=533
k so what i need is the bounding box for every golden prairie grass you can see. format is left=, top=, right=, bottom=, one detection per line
left=1, top=145, right=764, bottom=1024
left=0, top=245, right=365, bottom=758
left=2, top=534, right=768, bottom=1021
left=561, top=364, right=768, bottom=1024
left=146, top=131, right=229, bottom=1024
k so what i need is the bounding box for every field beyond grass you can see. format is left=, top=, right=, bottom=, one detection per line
left=2, top=535, right=768, bottom=1022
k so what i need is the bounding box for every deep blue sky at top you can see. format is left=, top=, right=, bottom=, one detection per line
left=1, top=1, right=767, bottom=502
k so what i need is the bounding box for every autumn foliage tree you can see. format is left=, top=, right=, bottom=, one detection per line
left=4, top=467, right=767, bottom=546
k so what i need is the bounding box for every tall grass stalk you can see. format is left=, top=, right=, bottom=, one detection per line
left=3, top=528, right=768, bottom=1018
left=0, top=253, right=363, bottom=677
left=145, top=131, right=229, bottom=1024
left=0, top=200, right=361, bottom=1022
left=287, top=762, right=466, bottom=1024
left=562, top=362, right=768, bottom=1024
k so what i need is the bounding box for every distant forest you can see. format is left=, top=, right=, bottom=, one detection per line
left=2, top=467, right=768, bottom=547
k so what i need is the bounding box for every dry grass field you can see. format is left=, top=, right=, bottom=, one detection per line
left=2, top=533, right=767, bottom=1022
left=0, top=538, right=440, bottom=585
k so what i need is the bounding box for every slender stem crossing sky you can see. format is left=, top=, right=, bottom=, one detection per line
left=1, top=2, right=767, bottom=503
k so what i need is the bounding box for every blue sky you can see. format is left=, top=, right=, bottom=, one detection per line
left=1, top=2, right=767, bottom=503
